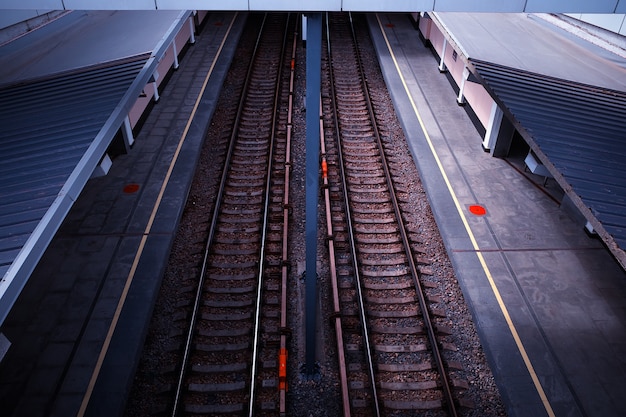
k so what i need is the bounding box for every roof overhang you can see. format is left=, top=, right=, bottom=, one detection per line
left=2, top=0, right=626, bottom=12
left=469, top=59, right=626, bottom=268
left=427, top=12, right=626, bottom=268
left=0, top=10, right=192, bottom=326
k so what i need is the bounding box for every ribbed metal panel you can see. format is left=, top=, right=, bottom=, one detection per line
left=471, top=59, right=626, bottom=251
left=0, top=55, right=148, bottom=280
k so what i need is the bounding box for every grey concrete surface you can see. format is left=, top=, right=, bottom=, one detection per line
left=369, top=12, right=626, bottom=417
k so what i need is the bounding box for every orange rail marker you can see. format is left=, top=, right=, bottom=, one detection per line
left=279, top=348, right=288, bottom=390
left=321, top=159, right=328, bottom=179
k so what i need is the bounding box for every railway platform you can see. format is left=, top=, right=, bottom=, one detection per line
left=0, top=11, right=245, bottom=417
left=0, top=10, right=624, bottom=417
left=368, top=13, right=626, bottom=417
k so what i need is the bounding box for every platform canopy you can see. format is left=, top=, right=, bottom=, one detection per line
left=1, top=0, right=626, bottom=12
left=0, top=10, right=192, bottom=325
left=430, top=12, right=626, bottom=268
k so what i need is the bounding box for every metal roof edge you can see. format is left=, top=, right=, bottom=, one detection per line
left=428, top=12, right=472, bottom=62
left=536, top=13, right=626, bottom=59
left=151, top=10, right=193, bottom=63
left=0, top=52, right=153, bottom=91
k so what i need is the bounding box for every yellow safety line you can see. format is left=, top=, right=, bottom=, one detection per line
left=375, top=14, right=556, bottom=417
left=77, top=13, right=238, bottom=416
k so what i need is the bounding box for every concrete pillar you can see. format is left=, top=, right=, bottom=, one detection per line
left=305, top=12, right=322, bottom=376
left=482, top=101, right=502, bottom=152
left=457, top=66, right=469, bottom=105
left=188, top=16, right=196, bottom=44
left=121, top=116, right=134, bottom=153
left=438, top=38, right=447, bottom=72
left=492, top=111, right=516, bottom=157
left=172, top=39, right=179, bottom=69
left=482, top=101, right=516, bottom=157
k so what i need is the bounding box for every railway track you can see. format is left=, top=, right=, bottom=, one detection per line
left=151, top=13, right=297, bottom=416
left=128, top=11, right=490, bottom=417
left=321, top=13, right=469, bottom=416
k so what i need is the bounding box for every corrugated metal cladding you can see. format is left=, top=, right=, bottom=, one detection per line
left=471, top=58, right=626, bottom=251
left=0, top=54, right=149, bottom=279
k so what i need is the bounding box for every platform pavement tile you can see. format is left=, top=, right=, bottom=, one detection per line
left=91, top=289, right=124, bottom=318
left=568, top=375, right=620, bottom=417
left=50, top=320, right=84, bottom=343
left=78, top=213, right=108, bottom=234
left=67, top=277, right=101, bottom=302
left=58, top=364, right=93, bottom=395
left=547, top=329, right=597, bottom=375
left=78, top=243, right=120, bottom=275
left=161, top=105, right=180, bottom=113
left=11, top=394, right=51, bottom=417
left=86, top=366, right=132, bottom=417
left=595, top=318, right=626, bottom=344
left=157, top=110, right=176, bottom=121
left=50, top=393, right=83, bottom=417
left=105, top=236, right=142, bottom=270
left=81, top=318, right=113, bottom=344
left=36, top=342, right=75, bottom=368
left=98, top=278, right=127, bottom=302
left=167, top=92, right=186, bottom=102
left=497, top=374, right=552, bottom=417
left=146, top=125, right=170, bottom=136
left=102, top=208, right=133, bottom=235
left=130, top=148, right=161, bottom=166
left=153, top=119, right=176, bottom=131
left=36, top=291, right=69, bottom=319
left=70, top=340, right=104, bottom=369
left=74, top=235, right=107, bottom=255
left=21, top=365, right=65, bottom=396
left=482, top=327, right=531, bottom=376
left=128, top=160, right=157, bottom=180
left=87, top=198, right=116, bottom=216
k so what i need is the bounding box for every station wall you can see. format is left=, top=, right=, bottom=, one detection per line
left=418, top=14, right=496, bottom=132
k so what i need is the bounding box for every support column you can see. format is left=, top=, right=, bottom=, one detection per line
left=172, top=39, right=179, bottom=69
left=305, top=12, right=322, bottom=376
left=438, top=38, right=447, bottom=72
left=188, top=16, right=196, bottom=44
left=457, top=66, right=469, bottom=105
left=121, top=115, right=134, bottom=151
left=151, top=70, right=160, bottom=103
left=482, top=101, right=503, bottom=152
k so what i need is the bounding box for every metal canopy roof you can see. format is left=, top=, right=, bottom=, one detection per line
left=0, top=55, right=150, bottom=322
left=0, top=10, right=192, bottom=325
left=470, top=59, right=626, bottom=267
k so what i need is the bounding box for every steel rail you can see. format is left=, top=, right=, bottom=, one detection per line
left=249, top=12, right=292, bottom=417
left=319, top=91, right=351, bottom=417
left=325, top=11, right=382, bottom=417
left=347, top=12, right=459, bottom=417
left=279, top=19, right=299, bottom=416
left=170, top=13, right=270, bottom=417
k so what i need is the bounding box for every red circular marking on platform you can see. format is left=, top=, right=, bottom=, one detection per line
left=123, top=184, right=140, bottom=194
left=469, top=205, right=487, bottom=216
left=214, top=22, right=223, bottom=26
left=385, top=23, right=395, bottom=28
